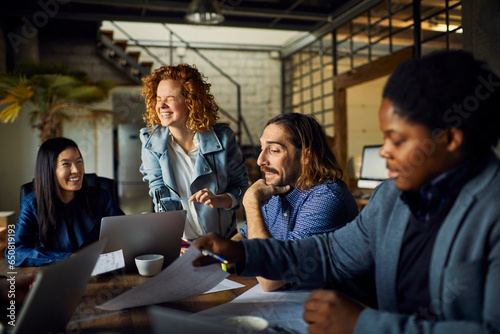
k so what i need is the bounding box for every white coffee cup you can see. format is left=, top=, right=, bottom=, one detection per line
left=135, top=254, right=164, bottom=276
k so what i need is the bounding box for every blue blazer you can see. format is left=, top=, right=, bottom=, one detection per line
left=240, top=150, right=500, bottom=333
left=8, top=187, right=124, bottom=267
left=140, top=123, right=249, bottom=237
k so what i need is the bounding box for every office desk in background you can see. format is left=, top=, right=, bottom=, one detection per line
left=0, top=259, right=258, bottom=333
left=351, top=188, right=373, bottom=211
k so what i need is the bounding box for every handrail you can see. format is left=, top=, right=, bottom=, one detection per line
left=98, top=35, right=149, bottom=84
left=109, top=21, right=167, bottom=67
left=218, top=107, right=255, bottom=153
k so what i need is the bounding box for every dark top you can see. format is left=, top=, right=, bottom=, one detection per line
left=6, top=186, right=124, bottom=267
left=397, top=196, right=456, bottom=316
left=397, top=153, right=488, bottom=316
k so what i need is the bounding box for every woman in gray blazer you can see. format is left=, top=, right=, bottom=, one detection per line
left=192, top=50, right=500, bottom=334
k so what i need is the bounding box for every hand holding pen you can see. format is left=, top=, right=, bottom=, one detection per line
left=188, top=233, right=246, bottom=267
left=182, top=238, right=229, bottom=264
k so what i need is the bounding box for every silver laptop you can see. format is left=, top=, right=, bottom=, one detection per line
left=100, top=211, right=186, bottom=271
left=11, top=240, right=106, bottom=334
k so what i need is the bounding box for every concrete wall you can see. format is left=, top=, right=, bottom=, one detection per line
left=0, top=110, right=40, bottom=218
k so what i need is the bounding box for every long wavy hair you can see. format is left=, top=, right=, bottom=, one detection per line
left=34, top=137, right=91, bottom=246
left=267, top=113, right=343, bottom=190
left=141, top=64, right=219, bottom=132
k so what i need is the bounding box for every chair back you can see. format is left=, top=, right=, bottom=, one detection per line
left=19, top=173, right=119, bottom=205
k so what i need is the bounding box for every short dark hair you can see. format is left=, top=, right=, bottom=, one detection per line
left=34, top=137, right=90, bottom=245
left=266, top=113, right=343, bottom=190
left=383, top=50, right=500, bottom=154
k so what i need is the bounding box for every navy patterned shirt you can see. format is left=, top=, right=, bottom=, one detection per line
left=239, top=180, right=359, bottom=241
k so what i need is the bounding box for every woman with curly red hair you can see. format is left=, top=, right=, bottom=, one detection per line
left=140, top=64, right=249, bottom=241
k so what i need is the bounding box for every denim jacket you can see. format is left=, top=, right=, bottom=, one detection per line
left=140, top=123, right=249, bottom=237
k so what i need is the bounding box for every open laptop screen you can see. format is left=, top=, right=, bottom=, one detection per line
left=357, top=145, right=389, bottom=189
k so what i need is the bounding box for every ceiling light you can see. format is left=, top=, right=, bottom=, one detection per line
left=185, top=0, right=225, bottom=25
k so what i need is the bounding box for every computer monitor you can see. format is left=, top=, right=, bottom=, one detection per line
left=357, top=145, right=389, bottom=189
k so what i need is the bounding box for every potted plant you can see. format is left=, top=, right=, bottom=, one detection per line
left=0, top=61, right=115, bottom=143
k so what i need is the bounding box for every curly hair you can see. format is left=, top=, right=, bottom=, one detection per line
left=267, top=113, right=343, bottom=191
left=141, top=64, right=219, bottom=132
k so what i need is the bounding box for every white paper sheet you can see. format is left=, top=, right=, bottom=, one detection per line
left=195, top=284, right=310, bottom=334
left=97, top=246, right=229, bottom=310
left=203, top=279, right=245, bottom=294
left=91, top=249, right=125, bottom=276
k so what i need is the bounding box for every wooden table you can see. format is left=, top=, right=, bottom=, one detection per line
left=0, top=260, right=257, bottom=333
left=0, top=211, right=15, bottom=253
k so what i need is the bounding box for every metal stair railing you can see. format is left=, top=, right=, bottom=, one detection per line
left=97, top=35, right=151, bottom=84
left=109, top=21, right=167, bottom=69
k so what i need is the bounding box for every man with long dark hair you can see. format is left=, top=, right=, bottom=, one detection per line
left=233, top=113, right=358, bottom=291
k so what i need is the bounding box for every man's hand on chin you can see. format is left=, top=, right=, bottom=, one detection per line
left=243, top=179, right=290, bottom=207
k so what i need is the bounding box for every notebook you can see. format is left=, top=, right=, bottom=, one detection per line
left=357, top=145, right=389, bottom=189
left=99, top=211, right=186, bottom=271
left=11, top=240, right=106, bottom=334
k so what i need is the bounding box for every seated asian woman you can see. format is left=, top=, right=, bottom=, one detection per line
left=6, top=137, right=124, bottom=267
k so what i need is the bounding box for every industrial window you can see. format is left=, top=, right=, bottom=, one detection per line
left=282, top=0, right=462, bottom=133
left=283, top=33, right=334, bottom=137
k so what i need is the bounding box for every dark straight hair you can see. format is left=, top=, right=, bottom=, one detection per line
left=34, top=137, right=91, bottom=245
left=266, top=113, right=343, bottom=190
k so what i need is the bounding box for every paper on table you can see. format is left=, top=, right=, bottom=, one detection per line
left=195, top=284, right=310, bottom=334
left=91, top=249, right=125, bottom=276
left=203, top=279, right=244, bottom=294
left=97, top=246, right=229, bottom=310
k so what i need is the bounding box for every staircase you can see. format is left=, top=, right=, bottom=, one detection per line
left=97, top=30, right=153, bottom=84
